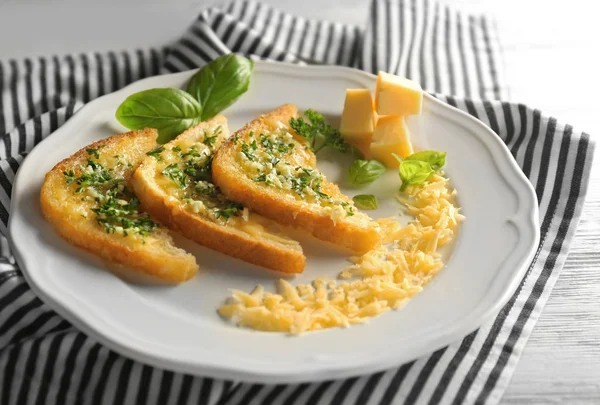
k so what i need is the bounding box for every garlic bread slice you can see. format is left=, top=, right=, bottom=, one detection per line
left=40, top=129, right=199, bottom=283
left=212, top=105, right=381, bottom=254
left=130, top=116, right=305, bottom=274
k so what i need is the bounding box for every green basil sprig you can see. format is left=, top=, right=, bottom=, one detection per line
left=116, top=88, right=203, bottom=144
left=348, top=159, right=387, bottom=187
left=405, top=150, right=446, bottom=171
left=353, top=194, right=378, bottom=210
left=116, top=54, right=253, bottom=143
left=186, top=54, right=254, bottom=121
left=399, top=160, right=433, bottom=191
left=395, top=150, right=446, bottom=191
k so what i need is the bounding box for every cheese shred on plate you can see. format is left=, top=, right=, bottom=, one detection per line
left=218, top=173, right=465, bottom=335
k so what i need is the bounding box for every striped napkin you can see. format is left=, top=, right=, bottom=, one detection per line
left=0, top=0, right=594, bottom=404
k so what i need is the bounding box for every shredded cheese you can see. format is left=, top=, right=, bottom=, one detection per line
left=218, top=173, right=465, bottom=334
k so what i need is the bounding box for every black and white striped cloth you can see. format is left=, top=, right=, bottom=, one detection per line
left=0, top=0, right=594, bottom=404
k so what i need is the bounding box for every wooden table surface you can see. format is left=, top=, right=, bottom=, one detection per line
left=0, top=0, right=598, bottom=403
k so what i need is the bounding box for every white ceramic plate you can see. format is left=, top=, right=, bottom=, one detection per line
left=8, top=61, right=539, bottom=383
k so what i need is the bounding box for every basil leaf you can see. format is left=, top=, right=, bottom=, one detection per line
left=187, top=54, right=254, bottom=120
left=116, top=88, right=202, bottom=143
left=406, top=150, right=446, bottom=171
left=353, top=194, right=378, bottom=210
left=348, top=159, right=387, bottom=186
left=399, top=160, right=433, bottom=191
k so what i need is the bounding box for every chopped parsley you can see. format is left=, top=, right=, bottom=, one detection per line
left=253, top=173, right=272, bottom=185
left=240, top=130, right=337, bottom=203
left=69, top=159, right=120, bottom=193
left=204, top=134, right=218, bottom=148
left=146, top=146, right=165, bottom=160
left=240, top=129, right=358, bottom=217
left=241, top=140, right=258, bottom=161
left=181, top=145, right=203, bottom=158
left=64, top=169, right=77, bottom=185
left=162, top=164, right=187, bottom=189
left=195, top=181, right=219, bottom=198
left=259, top=134, right=295, bottom=155
left=215, top=202, right=243, bottom=220
left=184, top=156, right=212, bottom=182
left=290, top=168, right=330, bottom=200
left=236, top=119, right=356, bottom=218
left=340, top=201, right=355, bottom=216
left=112, top=154, right=132, bottom=167
left=86, top=148, right=100, bottom=159
left=158, top=143, right=244, bottom=223
left=63, top=159, right=157, bottom=238
left=161, top=144, right=213, bottom=185
left=91, top=187, right=157, bottom=237
left=172, top=145, right=182, bottom=153
left=191, top=180, right=242, bottom=222
left=203, top=126, right=221, bottom=148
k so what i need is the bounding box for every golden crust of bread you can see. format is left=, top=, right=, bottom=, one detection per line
left=212, top=104, right=381, bottom=254
left=40, top=128, right=199, bottom=283
left=130, top=117, right=306, bottom=274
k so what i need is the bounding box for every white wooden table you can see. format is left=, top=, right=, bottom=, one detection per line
left=0, top=0, right=598, bottom=403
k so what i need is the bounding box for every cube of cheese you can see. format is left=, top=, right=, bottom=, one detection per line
left=340, top=89, right=375, bottom=142
left=375, top=72, right=423, bottom=116
left=370, top=115, right=414, bottom=168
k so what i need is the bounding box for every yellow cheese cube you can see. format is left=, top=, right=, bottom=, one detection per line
left=370, top=116, right=414, bottom=168
left=375, top=72, right=423, bottom=116
left=340, top=89, right=375, bottom=142
left=371, top=142, right=413, bottom=168
left=372, top=115, right=409, bottom=144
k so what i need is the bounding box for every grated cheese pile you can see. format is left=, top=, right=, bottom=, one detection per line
left=218, top=173, right=465, bottom=335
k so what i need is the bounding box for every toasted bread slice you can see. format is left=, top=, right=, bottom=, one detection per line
left=40, top=128, right=199, bottom=283
left=130, top=116, right=305, bottom=274
left=212, top=104, right=381, bottom=254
